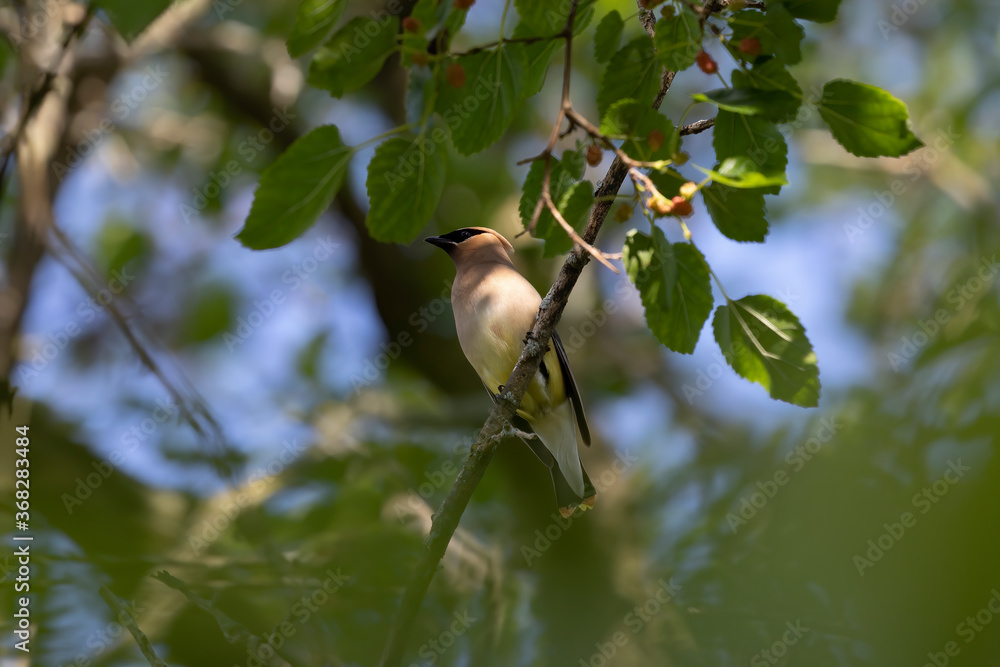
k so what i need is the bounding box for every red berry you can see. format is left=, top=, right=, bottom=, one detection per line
left=446, top=63, right=466, bottom=88
left=696, top=50, right=718, bottom=74
left=670, top=196, right=693, bottom=217
left=648, top=129, right=664, bottom=152
left=739, top=37, right=762, bottom=56
left=586, top=144, right=603, bottom=166
left=453, top=0, right=475, bottom=8
left=402, top=17, right=422, bottom=33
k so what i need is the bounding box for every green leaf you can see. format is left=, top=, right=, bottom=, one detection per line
left=731, top=59, right=802, bottom=123
left=515, top=0, right=596, bottom=36
left=287, top=0, right=347, bottom=57
left=598, top=37, right=661, bottom=117
left=654, top=11, right=701, bottom=71
left=94, top=0, right=173, bottom=40
left=623, top=229, right=713, bottom=354
left=562, top=148, right=586, bottom=180
left=541, top=180, right=594, bottom=256
left=712, top=110, right=787, bottom=194
left=649, top=167, right=686, bottom=200
left=510, top=23, right=561, bottom=97
left=409, top=0, right=440, bottom=27
left=729, top=5, right=804, bottom=65
left=696, top=157, right=787, bottom=189
left=237, top=126, right=353, bottom=249
left=405, top=66, right=437, bottom=126
left=692, top=87, right=798, bottom=117
left=600, top=99, right=676, bottom=163
left=780, top=0, right=842, bottom=23
left=624, top=113, right=677, bottom=163
left=702, top=183, right=769, bottom=242
left=712, top=295, right=820, bottom=406
left=308, top=16, right=399, bottom=97
left=434, top=45, right=525, bottom=155
left=365, top=136, right=447, bottom=243
left=818, top=79, right=923, bottom=157
left=600, top=99, right=648, bottom=137
left=594, top=10, right=625, bottom=63
left=519, top=156, right=574, bottom=238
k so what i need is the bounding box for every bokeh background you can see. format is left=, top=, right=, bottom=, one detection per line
left=1, top=0, right=999, bottom=665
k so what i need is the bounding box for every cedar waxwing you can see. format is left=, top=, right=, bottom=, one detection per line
left=425, top=227, right=596, bottom=517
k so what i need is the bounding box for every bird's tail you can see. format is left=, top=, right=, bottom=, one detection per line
left=551, top=460, right=597, bottom=519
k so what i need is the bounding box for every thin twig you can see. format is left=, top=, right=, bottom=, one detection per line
left=680, top=117, right=716, bottom=135
left=377, top=2, right=674, bottom=665
left=0, top=5, right=94, bottom=196
left=522, top=1, right=620, bottom=272
left=153, top=571, right=292, bottom=667
left=543, top=188, right=619, bottom=273
left=450, top=33, right=564, bottom=56
left=46, top=227, right=231, bottom=473
left=98, top=586, right=169, bottom=667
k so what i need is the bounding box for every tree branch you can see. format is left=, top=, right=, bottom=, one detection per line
left=680, top=117, right=716, bottom=135
left=154, top=571, right=292, bottom=667
left=378, top=2, right=676, bottom=664
left=98, top=586, right=169, bottom=667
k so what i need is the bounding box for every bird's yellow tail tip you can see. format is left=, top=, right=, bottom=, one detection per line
left=559, top=494, right=597, bottom=518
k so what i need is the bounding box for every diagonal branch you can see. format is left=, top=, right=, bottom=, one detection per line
left=154, top=571, right=292, bottom=667
left=98, top=586, right=169, bottom=667
left=378, top=3, right=676, bottom=665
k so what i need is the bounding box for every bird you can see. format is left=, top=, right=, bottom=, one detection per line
left=425, top=227, right=596, bottom=517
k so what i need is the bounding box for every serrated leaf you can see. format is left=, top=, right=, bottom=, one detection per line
left=308, top=16, right=399, bottom=97
left=702, top=183, right=768, bottom=242
left=654, top=11, right=701, bottom=71
left=713, top=110, right=787, bottom=194
left=731, top=59, right=802, bottom=123
left=696, top=157, right=787, bottom=189
left=594, top=10, right=624, bottom=63
left=287, top=0, right=347, bottom=57
left=692, top=87, right=798, bottom=117
left=818, top=79, right=923, bottom=157
left=365, top=136, right=446, bottom=243
left=598, top=37, right=661, bottom=117
left=562, top=147, right=586, bottom=180
left=624, top=229, right=713, bottom=354
left=780, top=0, right=842, bottom=23
left=510, top=22, right=562, bottom=97
left=713, top=295, right=820, bottom=406
left=540, top=180, right=593, bottom=256
left=434, top=45, right=525, bottom=155
left=238, top=126, right=353, bottom=249
left=600, top=99, right=648, bottom=136
left=624, top=113, right=677, bottom=162
left=601, top=101, right=678, bottom=162
left=94, top=0, right=173, bottom=41
left=729, top=5, right=804, bottom=65
left=515, top=0, right=597, bottom=36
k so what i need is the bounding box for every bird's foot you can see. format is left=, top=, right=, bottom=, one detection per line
left=489, top=421, right=538, bottom=443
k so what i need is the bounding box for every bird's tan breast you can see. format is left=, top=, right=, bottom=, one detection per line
left=452, top=262, right=541, bottom=394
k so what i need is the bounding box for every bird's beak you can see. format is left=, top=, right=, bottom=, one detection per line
left=425, top=236, right=455, bottom=252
